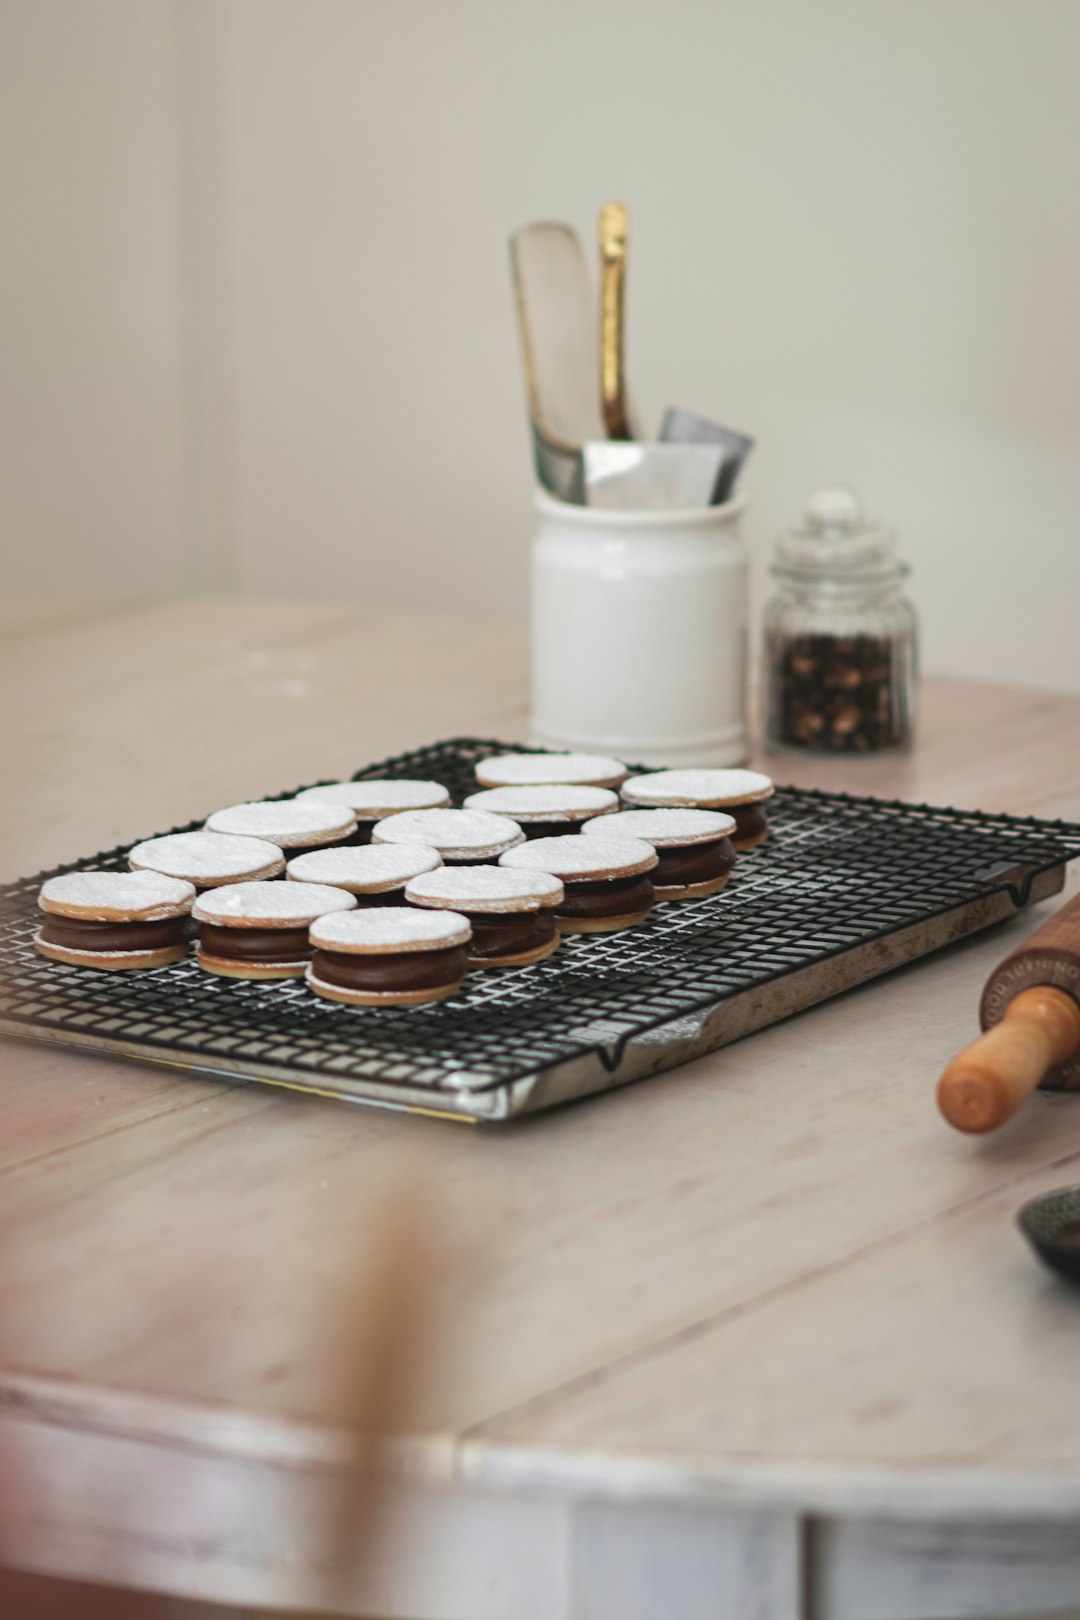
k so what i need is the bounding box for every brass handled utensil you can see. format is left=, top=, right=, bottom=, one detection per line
left=598, top=201, right=633, bottom=440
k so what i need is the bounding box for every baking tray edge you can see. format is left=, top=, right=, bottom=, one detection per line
left=0, top=865, right=1063, bottom=1123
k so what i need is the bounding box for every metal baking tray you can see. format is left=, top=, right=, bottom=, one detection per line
left=2, top=737, right=1079, bottom=1123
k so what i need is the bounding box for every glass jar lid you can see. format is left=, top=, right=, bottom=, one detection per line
left=773, top=484, right=905, bottom=585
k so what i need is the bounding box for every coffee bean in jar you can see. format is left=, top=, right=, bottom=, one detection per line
left=762, top=486, right=918, bottom=755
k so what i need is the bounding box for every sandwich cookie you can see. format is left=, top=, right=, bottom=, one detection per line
left=405, top=865, right=563, bottom=968
left=129, top=830, right=284, bottom=888
left=286, top=842, right=440, bottom=905
left=205, top=800, right=357, bottom=853
left=193, top=881, right=356, bottom=981
left=583, top=808, right=736, bottom=899
left=373, top=808, right=524, bottom=865
left=620, top=768, right=775, bottom=851
left=463, top=783, right=618, bottom=838
left=500, top=835, right=657, bottom=935
left=307, top=909, right=471, bottom=1007
left=35, top=871, right=196, bottom=970
left=295, top=779, right=450, bottom=843
left=475, top=751, right=628, bottom=791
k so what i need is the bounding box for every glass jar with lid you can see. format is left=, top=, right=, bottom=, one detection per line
left=763, top=484, right=918, bottom=754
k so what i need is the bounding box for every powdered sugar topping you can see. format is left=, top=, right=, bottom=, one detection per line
left=39, top=869, right=195, bottom=920
left=621, top=768, right=774, bottom=808
left=311, top=907, right=471, bottom=954
left=582, top=807, right=736, bottom=847
left=476, top=752, right=628, bottom=788
left=464, top=784, right=618, bottom=821
left=295, top=778, right=450, bottom=816
left=205, top=800, right=356, bottom=847
left=501, top=834, right=658, bottom=880
left=193, top=881, right=356, bottom=927
left=129, top=831, right=285, bottom=883
left=373, top=809, right=525, bottom=859
left=287, top=843, right=441, bottom=891
left=405, top=864, right=563, bottom=913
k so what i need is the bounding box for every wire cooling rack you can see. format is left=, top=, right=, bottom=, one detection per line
left=3, top=737, right=1080, bottom=1122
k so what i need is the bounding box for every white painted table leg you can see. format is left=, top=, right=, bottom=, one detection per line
left=571, top=1501, right=805, bottom=1620
left=812, top=1517, right=1080, bottom=1620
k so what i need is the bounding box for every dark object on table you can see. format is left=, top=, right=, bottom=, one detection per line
left=768, top=631, right=911, bottom=752
left=1018, top=1188, right=1080, bottom=1285
left=763, top=485, right=918, bottom=754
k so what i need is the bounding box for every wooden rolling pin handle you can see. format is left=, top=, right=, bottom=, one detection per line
left=937, top=986, right=1080, bottom=1134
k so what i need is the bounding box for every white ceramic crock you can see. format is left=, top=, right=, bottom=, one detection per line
left=530, top=489, right=749, bottom=768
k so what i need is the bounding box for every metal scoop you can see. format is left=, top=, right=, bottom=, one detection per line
left=583, top=441, right=727, bottom=509
left=509, top=222, right=606, bottom=501
left=660, top=406, right=754, bottom=503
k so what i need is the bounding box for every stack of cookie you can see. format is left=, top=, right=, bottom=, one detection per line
left=34, top=754, right=775, bottom=1007
left=470, top=753, right=773, bottom=933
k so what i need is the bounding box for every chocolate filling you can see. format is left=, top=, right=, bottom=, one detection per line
left=311, top=944, right=468, bottom=994
left=442, top=852, right=517, bottom=866
left=382, top=846, right=507, bottom=866
left=198, top=922, right=312, bottom=963
left=39, top=915, right=192, bottom=953
left=557, top=873, right=655, bottom=922
left=344, top=820, right=378, bottom=846
left=653, top=837, right=735, bottom=889
left=730, top=804, right=768, bottom=843
left=464, top=909, right=557, bottom=959
left=289, top=833, right=355, bottom=854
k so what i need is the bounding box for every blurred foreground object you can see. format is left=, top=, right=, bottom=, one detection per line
left=763, top=484, right=918, bottom=754
left=0, top=1135, right=440, bottom=1618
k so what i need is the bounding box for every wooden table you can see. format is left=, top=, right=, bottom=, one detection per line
left=3, top=600, right=1080, bottom=1620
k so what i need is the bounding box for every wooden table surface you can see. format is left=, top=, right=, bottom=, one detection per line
left=4, top=599, right=1080, bottom=1619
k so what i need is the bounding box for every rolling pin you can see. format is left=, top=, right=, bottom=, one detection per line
left=937, top=890, right=1080, bottom=1133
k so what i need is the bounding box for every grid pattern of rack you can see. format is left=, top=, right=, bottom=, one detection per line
left=3, top=737, right=1080, bottom=1120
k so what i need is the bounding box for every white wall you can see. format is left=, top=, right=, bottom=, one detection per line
left=0, top=0, right=190, bottom=594
left=3, top=0, right=1080, bottom=692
